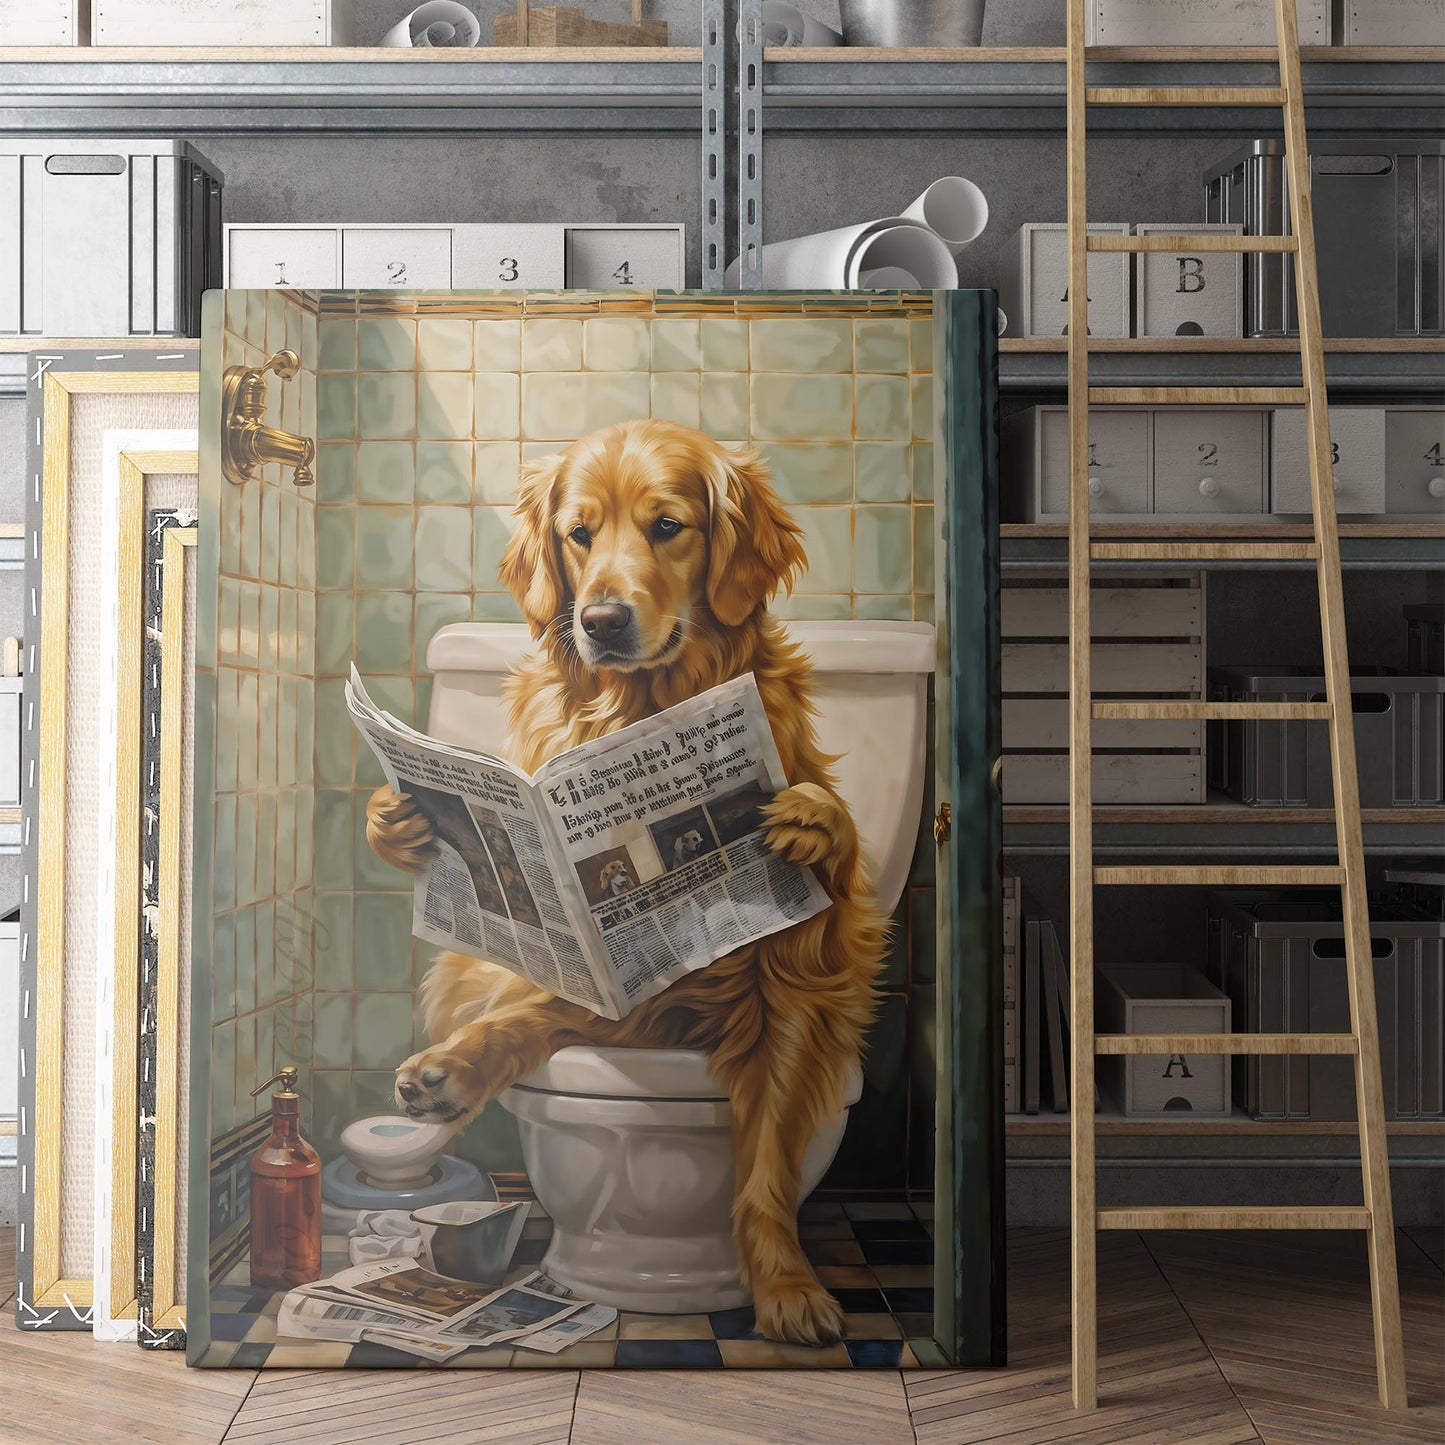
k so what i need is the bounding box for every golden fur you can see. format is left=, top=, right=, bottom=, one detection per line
left=366, top=418, right=889, bottom=1345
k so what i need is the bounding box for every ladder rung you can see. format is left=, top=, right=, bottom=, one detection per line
left=1097, top=1207, right=1371, bottom=1232
left=1088, top=387, right=1309, bottom=405
left=1090, top=542, right=1321, bottom=562
left=1093, top=701, right=1332, bottom=721
left=1094, top=1033, right=1358, bottom=1057
left=1094, top=866, right=1345, bottom=886
left=1086, top=86, right=1287, bottom=107
left=1087, top=234, right=1297, bottom=253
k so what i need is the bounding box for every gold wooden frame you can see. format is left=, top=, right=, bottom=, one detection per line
left=102, top=453, right=198, bottom=1329
left=29, top=371, right=197, bottom=1313
left=152, top=525, right=198, bottom=1332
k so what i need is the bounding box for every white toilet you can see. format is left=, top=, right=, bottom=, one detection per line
left=424, top=619, right=936, bottom=1313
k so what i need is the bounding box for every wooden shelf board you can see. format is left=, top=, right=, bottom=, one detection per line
left=1007, top=1112, right=1445, bottom=1137
left=1002, top=522, right=1445, bottom=539
left=0, top=337, right=199, bottom=353
left=6, top=43, right=1435, bottom=63
left=1004, top=804, right=1445, bottom=826
left=1000, top=337, right=1444, bottom=353
left=0, top=46, right=701, bottom=61
left=767, top=45, right=1445, bottom=62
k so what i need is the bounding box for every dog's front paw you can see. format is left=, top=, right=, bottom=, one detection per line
left=395, top=1047, right=489, bottom=1125
left=366, top=786, right=438, bottom=875
left=761, top=782, right=847, bottom=867
left=752, top=1276, right=846, bottom=1347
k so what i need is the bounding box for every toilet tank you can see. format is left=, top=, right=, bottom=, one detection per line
left=425, top=619, right=936, bottom=917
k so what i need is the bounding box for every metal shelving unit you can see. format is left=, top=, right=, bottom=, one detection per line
left=758, top=47, right=1445, bottom=135
left=999, top=338, right=1445, bottom=396
left=0, top=47, right=707, bottom=133
left=1003, top=805, right=1445, bottom=857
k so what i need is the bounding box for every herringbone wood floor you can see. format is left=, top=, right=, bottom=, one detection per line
left=2, top=1225, right=1440, bottom=1444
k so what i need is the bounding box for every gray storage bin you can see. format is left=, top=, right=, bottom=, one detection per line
left=1208, top=665, right=1444, bottom=808
left=1097, top=965, right=1232, bottom=1119
left=1204, top=138, right=1444, bottom=338
left=1207, top=891, right=1444, bottom=1121
left=0, top=139, right=224, bottom=338
left=1406, top=604, right=1445, bottom=676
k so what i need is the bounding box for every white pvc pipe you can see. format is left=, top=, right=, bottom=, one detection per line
left=901, top=176, right=989, bottom=254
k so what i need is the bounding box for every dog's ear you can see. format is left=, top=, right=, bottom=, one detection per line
left=500, top=452, right=568, bottom=638
left=702, top=444, right=807, bottom=627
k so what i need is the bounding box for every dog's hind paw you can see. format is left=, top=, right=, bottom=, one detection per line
left=752, top=1277, right=846, bottom=1347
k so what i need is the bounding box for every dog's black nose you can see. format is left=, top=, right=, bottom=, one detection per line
left=580, top=601, right=632, bottom=642
left=397, top=1080, right=421, bottom=1102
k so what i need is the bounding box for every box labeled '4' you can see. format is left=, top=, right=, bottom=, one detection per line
left=1134, top=223, right=1243, bottom=339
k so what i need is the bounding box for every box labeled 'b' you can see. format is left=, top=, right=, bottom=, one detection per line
left=1135, top=223, right=1243, bottom=338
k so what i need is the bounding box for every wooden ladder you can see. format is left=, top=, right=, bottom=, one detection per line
left=1064, top=0, right=1407, bottom=1412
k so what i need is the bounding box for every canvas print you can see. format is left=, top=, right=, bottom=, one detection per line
left=188, top=289, right=1000, bottom=1369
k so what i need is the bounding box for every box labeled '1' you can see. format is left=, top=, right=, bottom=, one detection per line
left=1134, top=223, right=1243, bottom=338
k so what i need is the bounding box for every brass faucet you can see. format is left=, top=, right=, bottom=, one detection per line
left=220, top=348, right=316, bottom=487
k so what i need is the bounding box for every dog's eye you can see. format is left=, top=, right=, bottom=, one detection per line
left=652, top=517, right=684, bottom=541
left=568, top=525, right=591, bottom=548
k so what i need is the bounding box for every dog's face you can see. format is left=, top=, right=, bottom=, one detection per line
left=677, top=829, right=704, bottom=855
left=500, top=420, right=806, bottom=670
left=599, top=858, right=633, bottom=892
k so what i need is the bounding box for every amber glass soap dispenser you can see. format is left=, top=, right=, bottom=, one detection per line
left=248, top=1066, right=322, bottom=1289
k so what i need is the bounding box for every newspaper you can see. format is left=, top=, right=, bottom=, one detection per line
left=276, top=1260, right=616, bottom=1358
left=347, top=668, right=832, bottom=1021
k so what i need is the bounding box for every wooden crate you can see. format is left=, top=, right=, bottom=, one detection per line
left=494, top=0, right=667, bottom=46
left=1001, top=574, right=1206, bottom=805
left=93, top=0, right=352, bottom=44
left=1333, top=0, right=1443, bottom=44
left=0, top=0, right=84, bottom=42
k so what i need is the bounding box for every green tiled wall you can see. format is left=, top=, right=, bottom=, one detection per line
left=208, top=290, right=319, bottom=1142
left=222, top=297, right=938, bottom=1192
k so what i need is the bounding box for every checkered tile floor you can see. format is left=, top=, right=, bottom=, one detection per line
left=201, top=1199, right=940, bottom=1369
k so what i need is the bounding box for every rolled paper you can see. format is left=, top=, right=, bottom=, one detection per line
left=726, top=217, right=956, bottom=290
left=382, top=0, right=482, bottom=47
left=902, top=176, right=990, bottom=255
left=997, top=307, right=1008, bottom=335
left=858, top=266, right=921, bottom=288
left=761, top=2, right=844, bottom=46
left=850, top=223, right=956, bottom=288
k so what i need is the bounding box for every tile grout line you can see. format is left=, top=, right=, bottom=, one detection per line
left=1134, top=1229, right=1268, bottom=1445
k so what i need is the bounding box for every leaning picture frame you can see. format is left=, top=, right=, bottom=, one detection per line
left=136, top=513, right=200, bottom=1350
left=15, top=351, right=199, bottom=1331
left=92, top=439, right=199, bottom=1343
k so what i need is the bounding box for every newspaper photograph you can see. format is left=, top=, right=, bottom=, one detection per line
left=347, top=669, right=832, bottom=1020
left=276, top=1260, right=615, bottom=1356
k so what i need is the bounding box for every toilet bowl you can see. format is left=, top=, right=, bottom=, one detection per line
left=424, top=619, right=935, bottom=1311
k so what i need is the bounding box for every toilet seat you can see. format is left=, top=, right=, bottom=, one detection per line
left=511, top=1045, right=864, bottom=1107
left=518, top=1046, right=728, bottom=1101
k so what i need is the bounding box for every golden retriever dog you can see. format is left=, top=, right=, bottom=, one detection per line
left=365, top=418, right=888, bottom=1345
left=598, top=857, right=635, bottom=897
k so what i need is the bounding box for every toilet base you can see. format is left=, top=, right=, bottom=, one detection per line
left=542, top=1227, right=749, bottom=1314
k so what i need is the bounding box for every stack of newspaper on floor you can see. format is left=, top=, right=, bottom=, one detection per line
left=278, top=1258, right=617, bottom=1361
